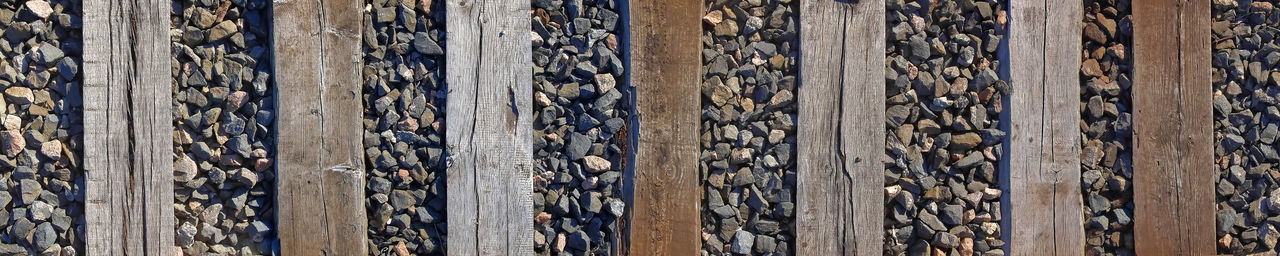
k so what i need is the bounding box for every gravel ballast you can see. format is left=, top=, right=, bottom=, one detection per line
left=1212, top=0, right=1280, bottom=254
left=1080, top=0, right=1134, bottom=254
left=0, top=0, right=83, bottom=254
left=883, top=1, right=1008, bottom=255
left=531, top=0, right=629, bottom=254
left=698, top=0, right=798, bottom=255
left=361, top=0, right=448, bottom=254
left=171, top=0, right=277, bottom=254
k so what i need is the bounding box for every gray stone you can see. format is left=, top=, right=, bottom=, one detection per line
left=413, top=32, right=443, bottom=56
left=1088, top=215, right=1109, bottom=230
left=19, top=179, right=41, bottom=204
left=178, top=222, right=198, bottom=247
left=389, top=190, right=415, bottom=211
left=754, top=234, right=776, bottom=253
left=247, top=220, right=270, bottom=242
left=1222, top=134, right=1245, bottom=152
left=1214, top=93, right=1232, bottom=114
left=32, top=222, right=54, bottom=249
left=918, top=212, right=946, bottom=231
left=606, top=198, right=625, bottom=216
left=222, top=114, right=246, bottom=135
left=227, top=135, right=251, bottom=158
left=934, top=232, right=960, bottom=249
left=580, top=193, right=602, bottom=213
left=29, top=201, right=52, bottom=221
left=369, top=177, right=391, bottom=194
left=954, top=153, right=984, bottom=168
left=36, top=43, right=62, bottom=65
left=731, top=230, right=755, bottom=254
left=939, top=205, right=964, bottom=226
left=909, top=37, right=931, bottom=59
left=565, top=132, right=591, bottom=160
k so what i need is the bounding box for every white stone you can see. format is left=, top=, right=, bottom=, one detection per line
left=25, top=0, right=53, bottom=19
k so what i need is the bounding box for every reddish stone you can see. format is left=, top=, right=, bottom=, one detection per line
left=1, top=130, right=23, bottom=157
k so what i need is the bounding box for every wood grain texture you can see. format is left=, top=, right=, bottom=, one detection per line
left=1131, top=0, right=1214, bottom=254
left=273, top=0, right=368, bottom=255
left=1006, top=0, right=1085, bottom=254
left=628, top=0, right=701, bottom=254
left=444, top=0, right=534, bottom=254
left=82, top=0, right=176, bottom=254
left=794, top=0, right=884, bottom=255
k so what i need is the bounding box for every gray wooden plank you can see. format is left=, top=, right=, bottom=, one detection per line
left=795, top=0, right=885, bottom=254
left=272, top=0, right=368, bottom=254
left=444, top=0, right=534, bottom=254
left=82, top=0, right=176, bottom=254
left=627, top=0, right=702, bottom=254
left=1131, top=0, right=1214, bottom=254
left=1006, top=0, right=1085, bottom=254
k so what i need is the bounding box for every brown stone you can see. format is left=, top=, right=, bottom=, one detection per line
left=1082, top=59, right=1103, bottom=77
left=1084, top=23, right=1107, bottom=44
left=950, top=133, right=982, bottom=151
left=393, top=241, right=409, bottom=256
left=917, top=119, right=941, bottom=135
left=703, top=10, right=724, bottom=25
left=1095, top=16, right=1117, bottom=38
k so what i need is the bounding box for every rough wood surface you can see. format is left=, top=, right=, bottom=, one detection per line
left=444, top=0, right=534, bottom=254
left=82, top=0, right=176, bottom=254
left=1006, top=0, right=1085, bottom=254
left=794, top=0, right=884, bottom=255
left=273, top=0, right=368, bottom=255
left=628, top=0, right=701, bottom=254
left=1131, top=0, right=1214, bottom=254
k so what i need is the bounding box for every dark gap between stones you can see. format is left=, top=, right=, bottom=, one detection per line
left=171, top=0, right=277, bottom=254
left=362, top=0, right=449, bottom=255
left=0, top=0, right=83, bottom=254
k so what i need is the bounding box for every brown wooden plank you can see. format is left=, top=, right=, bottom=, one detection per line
left=628, top=0, right=701, bottom=254
left=82, top=0, right=176, bottom=254
left=273, top=0, right=367, bottom=254
left=444, top=0, right=535, bottom=254
left=1131, top=0, right=1214, bottom=254
left=794, top=0, right=884, bottom=254
left=1006, top=0, right=1086, bottom=254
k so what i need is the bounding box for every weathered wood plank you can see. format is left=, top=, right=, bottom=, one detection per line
left=83, top=0, right=176, bottom=254
left=273, top=0, right=367, bottom=254
left=444, top=0, right=534, bottom=254
left=1131, top=0, right=1214, bottom=254
left=794, top=0, right=884, bottom=255
left=628, top=0, right=701, bottom=254
left=1006, top=0, right=1085, bottom=254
